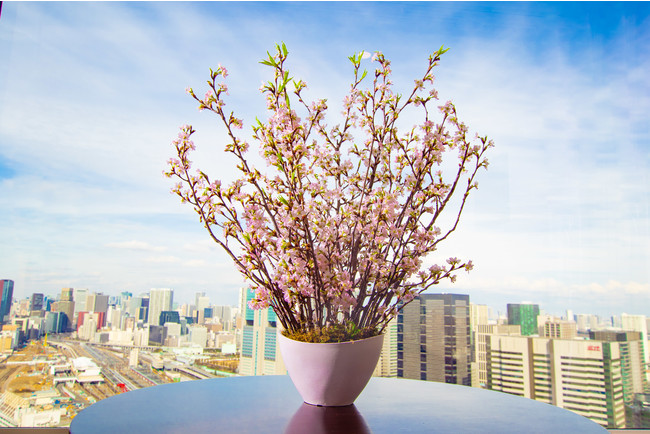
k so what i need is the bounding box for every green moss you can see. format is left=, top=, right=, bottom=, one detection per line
left=282, top=323, right=380, bottom=343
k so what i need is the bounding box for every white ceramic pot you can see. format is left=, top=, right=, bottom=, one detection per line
left=278, top=332, right=384, bottom=407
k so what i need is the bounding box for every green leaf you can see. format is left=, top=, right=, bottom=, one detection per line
left=281, top=42, right=288, bottom=57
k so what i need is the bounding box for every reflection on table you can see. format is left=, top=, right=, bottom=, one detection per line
left=70, top=375, right=608, bottom=433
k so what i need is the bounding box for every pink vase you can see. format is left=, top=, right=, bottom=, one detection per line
left=278, top=333, right=384, bottom=407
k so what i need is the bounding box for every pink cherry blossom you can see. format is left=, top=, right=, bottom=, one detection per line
left=165, top=43, right=493, bottom=339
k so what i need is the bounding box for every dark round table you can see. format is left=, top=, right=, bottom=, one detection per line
left=70, top=375, right=608, bottom=433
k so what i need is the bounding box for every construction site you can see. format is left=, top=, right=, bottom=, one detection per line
left=0, top=338, right=239, bottom=428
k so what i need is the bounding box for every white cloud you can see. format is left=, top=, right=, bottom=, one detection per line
left=106, top=241, right=166, bottom=252
left=0, top=3, right=648, bottom=314
left=144, top=256, right=181, bottom=264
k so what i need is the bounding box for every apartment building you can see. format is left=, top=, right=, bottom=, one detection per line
left=488, top=335, right=626, bottom=428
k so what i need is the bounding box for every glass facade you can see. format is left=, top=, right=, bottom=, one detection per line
left=242, top=327, right=254, bottom=357
left=507, top=303, right=540, bottom=336
left=0, top=280, right=14, bottom=323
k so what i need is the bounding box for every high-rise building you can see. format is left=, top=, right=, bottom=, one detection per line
left=195, top=294, right=210, bottom=324
left=213, top=305, right=234, bottom=330
left=148, top=325, right=166, bottom=346
left=507, top=303, right=540, bottom=336
left=0, top=280, right=15, bottom=323
left=159, top=311, right=180, bottom=326
left=474, top=324, right=521, bottom=388
left=590, top=330, right=648, bottom=403
left=57, top=288, right=75, bottom=331
left=85, top=293, right=109, bottom=327
left=119, top=292, right=132, bottom=310
left=470, top=303, right=491, bottom=387
left=88, top=293, right=109, bottom=313
left=373, top=317, right=398, bottom=378
left=73, top=288, right=88, bottom=319
left=487, top=335, right=626, bottom=428
left=44, top=311, right=67, bottom=334
left=397, top=293, right=471, bottom=385
left=30, top=293, right=44, bottom=312
left=148, top=289, right=173, bottom=326
left=239, top=288, right=285, bottom=376
left=538, top=315, right=577, bottom=339
left=621, top=314, right=649, bottom=382
left=576, top=313, right=601, bottom=332
left=189, top=325, right=208, bottom=347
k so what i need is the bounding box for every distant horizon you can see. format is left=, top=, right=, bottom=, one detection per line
left=1, top=3, right=649, bottom=319
left=4, top=278, right=647, bottom=321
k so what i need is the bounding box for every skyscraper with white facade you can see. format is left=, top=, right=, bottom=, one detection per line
left=148, top=288, right=173, bottom=326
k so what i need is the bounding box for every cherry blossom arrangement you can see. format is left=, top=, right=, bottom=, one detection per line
left=165, top=44, right=493, bottom=342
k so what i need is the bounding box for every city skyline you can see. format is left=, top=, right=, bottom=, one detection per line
left=1, top=3, right=649, bottom=316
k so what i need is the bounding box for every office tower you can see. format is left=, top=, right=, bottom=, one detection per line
left=576, top=313, right=601, bottom=332
left=507, top=303, right=540, bottom=336
left=43, top=296, right=53, bottom=312
left=239, top=288, right=285, bottom=376
left=474, top=324, right=521, bottom=388
left=148, top=325, right=166, bottom=346
left=373, top=317, right=398, bottom=378
left=213, top=305, right=233, bottom=329
left=196, top=294, right=210, bottom=324
left=566, top=309, right=574, bottom=322
left=621, top=314, right=649, bottom=382
left=119, top=292, right=132, bottom=310
left=86, top=293, right=109, bottom=327
left=591, top=330, right=648, bottom=403
left=538, top=315, right=577, bottom=339
left=58, top=288, right=75, bottom=331
left=139, top=296, right=149, bottom=322
left=159, top=311, right=180, bottom=326
left=30, top=293, right=44, bottom=312
left=0, top=280, right=15, bottom=323
left=87, top=293, right=109, bottom=313
left=487, top=335, right=626, bottom=428
left=106, top=305, right=122, bottom=329
left=189, top=325, right=208, bottom=347
left=470, top=304, right=491, bottom=387
left=73, top=288, right=88, bottom=318
left=44, top=311, right=67, bottom=334
left=471, top=304, right=490, bottom=328
left=148, top=289, right=173, bottom=326
left=128, top=295, right=145, bottom=318
left=77, top=312, right=103, bottom=341
left=397, top=293, right=471, bottom=385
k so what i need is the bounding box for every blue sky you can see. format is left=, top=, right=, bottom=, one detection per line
left=0, top=2, right=648, bottom=317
